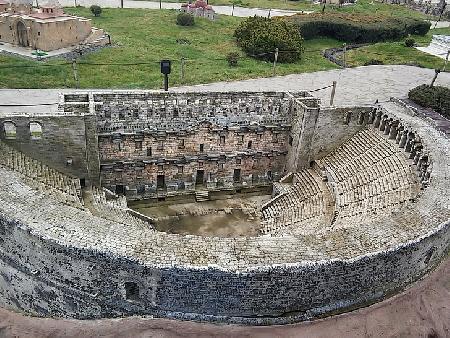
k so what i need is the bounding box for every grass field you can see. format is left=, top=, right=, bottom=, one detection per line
left=0, top=5, right=443, bottom=89
left=345, top=27, right=450, bottom=69
left=0, top=8, right=340, bottom=89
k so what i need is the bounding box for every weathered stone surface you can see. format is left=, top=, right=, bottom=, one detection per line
left=0, top=91, right=448, bottom=325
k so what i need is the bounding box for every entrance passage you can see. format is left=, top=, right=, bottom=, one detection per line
left=196, top=170, right=204, bottom=186
left=17, top=21, right=29, bottom=47
left=233, top=169, right=241, bottom=183
left=115, top=184, right=124, bottom=195
left=157, top=175, right=165, bottom=189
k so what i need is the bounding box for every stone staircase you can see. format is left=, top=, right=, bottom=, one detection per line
left=195, top=190, right=210, bottom=202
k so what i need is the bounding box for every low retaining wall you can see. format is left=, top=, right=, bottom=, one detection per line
left=0, top=212, right=448, bottom=325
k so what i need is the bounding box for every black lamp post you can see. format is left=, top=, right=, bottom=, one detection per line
left=160, top=60, right=171, bottom=91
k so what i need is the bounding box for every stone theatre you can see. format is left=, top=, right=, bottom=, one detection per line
left=0, top=90, right=448, bottom=325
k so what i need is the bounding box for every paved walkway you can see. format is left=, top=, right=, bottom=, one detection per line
left=429, top=20, right=450, bottom=28
left=0, top=66, right=449, bottom=115
left=58, top=0, right=308, bottom=17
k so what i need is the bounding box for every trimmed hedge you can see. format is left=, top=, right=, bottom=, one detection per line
left=285, top=13, right=430, bottom=43
left=234, top=16, right=304, bottom=63
left=408, top=85, right=450, bottom=116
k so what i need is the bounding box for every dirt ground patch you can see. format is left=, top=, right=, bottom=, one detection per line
left=0, top=257, right=448, bottom=338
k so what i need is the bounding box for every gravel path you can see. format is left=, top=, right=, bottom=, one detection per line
left=1, top=65, right=449, bottom=115
left=58, top=0, right=307, bottom=17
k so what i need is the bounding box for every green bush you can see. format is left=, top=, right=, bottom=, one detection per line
left=177, top=13, right=195, bottom=26
left=404, top=37, right=415, bottom=47
left=364, top=59, right=384, bottom=66
left=234, top=16, right=303, bottom=63
left=285, top=13, right=430, bottom=43
left=226, top=52, right=240, bottom=67
left=90, top=5, right=102, bottom=17
left=408, top=85, right=450, bottom=116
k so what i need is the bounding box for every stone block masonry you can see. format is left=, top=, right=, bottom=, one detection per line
left=0, top=91, right=449, bottom=325
left=0, top=113, right=100, bottom=186
left=60, top=91, right=318, bottom=199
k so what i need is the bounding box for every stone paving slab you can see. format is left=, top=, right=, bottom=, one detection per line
left=58, top=0, right=309, bottom=17
left=0, top=66, right=449, bottom=115
left=0, top=41, right=73, bottom=59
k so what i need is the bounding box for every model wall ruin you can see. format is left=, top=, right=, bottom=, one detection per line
left=0, top=93, right=449, bottom=324
left=61, top=92, right=317, bottom=198
left=0, top=210, right=448, bottom=324
left=0, top=114, right=99, bottom=185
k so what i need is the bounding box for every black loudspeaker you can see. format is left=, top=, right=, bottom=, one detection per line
left=160, top=60, right=171, bottom=75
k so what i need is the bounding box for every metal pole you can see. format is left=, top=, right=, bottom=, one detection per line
left=180, top=57, right=185, bottom=83
left=430, top=69, right=440, bottom=87
left=164, top=74, right=169, bottom=91
left=268, top=8, right=271, bottom=18
left=343, top=43, right=347, bottom=68
left=120, top=0, right=123, bottom=8
left=72, top=59, right=79, bottom=89
left=330, top=81, right=337, bottom=106
left=443, top=50, right=450, bottom=72
left=159, top=0, right=161, bottom=9
left=273, top=48, right=278, bottom=76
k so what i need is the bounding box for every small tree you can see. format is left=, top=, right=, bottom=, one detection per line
left=90, top=5, right=102, bottom=17
left=234, top=16, right=304, bottom=63
left=404, top=37, right=415, bottom=47
left=226, top=52, right=240, bottom=67
left=177, top=13, right=195, bottom=26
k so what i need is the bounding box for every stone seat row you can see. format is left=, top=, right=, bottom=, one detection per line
left=333, top=164, right=413, bottom=198
left=336, top=189, right=412, bottom=221
left=318, top=128, right=419, bottom=226
left=335, top=182, right=413, bottom=211
left=0, top=141, right=83, bottom=208
left=261, top=169, right=326, bottom=234
left=324, top=148, right=408, bottom=183
left=324, top=129, right=394, bottom=162
left=324, top=142, right=398, bottom=179
left=90, top=188, right=154, bottom=230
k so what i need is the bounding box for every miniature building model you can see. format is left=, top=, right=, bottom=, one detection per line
left=0, top=0, right=100, bottom=51
left=180, top=0, right=216, bottom=20
left=0, top=91, right=449, bottom=325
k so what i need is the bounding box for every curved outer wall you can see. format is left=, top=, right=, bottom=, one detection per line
left=0, top=213, right=448, bottom=325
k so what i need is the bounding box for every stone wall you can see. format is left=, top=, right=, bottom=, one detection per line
left=59, top=91, right=316, bottom=198
left=0, top=12, right=92, bottom=51
left=0, top=210, right=447, bottom=324
left=309, top=106, right=376, bottom=161
left=0, top=93, right=448, bottom=325
left=285, top=100, right=372, bottom=171
left=0, top=114, right=99, bottom=186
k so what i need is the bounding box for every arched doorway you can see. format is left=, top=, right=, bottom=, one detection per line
left=16, top=21, right=29, bottom=47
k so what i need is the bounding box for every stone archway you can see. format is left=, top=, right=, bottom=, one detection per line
left=16, top=21, right=29, bottom=47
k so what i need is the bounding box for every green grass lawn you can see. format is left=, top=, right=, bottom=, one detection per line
left=0, top=4, right=441, bottom=89
left=0, top=8, right=340, bottom=89
left=345, top=27, right=450, bottom=69
left=140, top=0, right=433, bottom=17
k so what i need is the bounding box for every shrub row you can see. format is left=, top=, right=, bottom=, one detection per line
left=234, top=16, right=304, bottom=63
left=408, top=85, right=450, bottom=117
left=284, top=13, right=430, bottom=43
